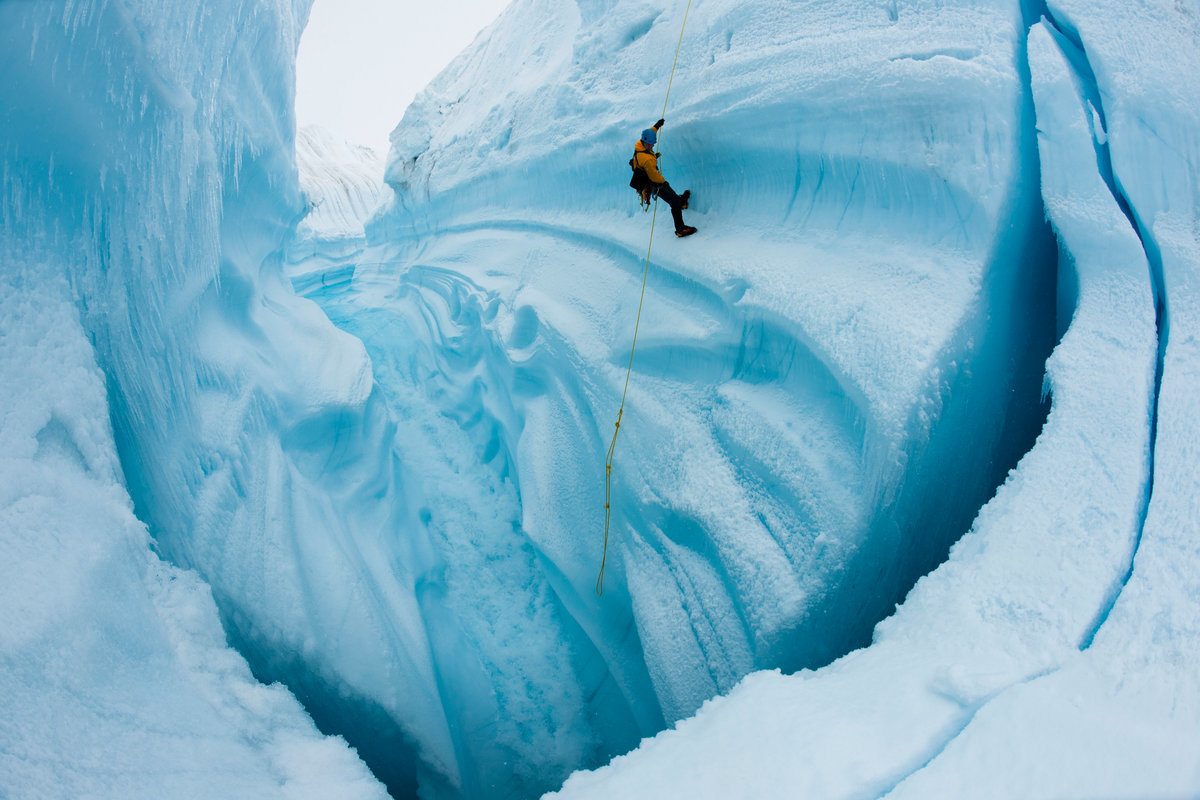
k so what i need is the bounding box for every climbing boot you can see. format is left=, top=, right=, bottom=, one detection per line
left=680, top=190, right=691, bottom=209
left=675, top=226, right=698, bottom=238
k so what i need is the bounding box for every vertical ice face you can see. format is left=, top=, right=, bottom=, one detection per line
left=0, top=1, right=387, bottom=797
left=550, top=2, right=1200, bottom=797
left=288, top=0, right=1063, bottom=796
left=878, top=3, right=1200, bottom=795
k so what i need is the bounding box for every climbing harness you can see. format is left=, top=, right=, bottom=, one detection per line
left=629, top=154, right=655, bottom=210
left=598, top=0, right=694, bottom=597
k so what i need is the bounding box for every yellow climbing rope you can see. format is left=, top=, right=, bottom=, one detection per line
left=598, top=0, right=694, bottom=597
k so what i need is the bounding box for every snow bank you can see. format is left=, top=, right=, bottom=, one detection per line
left=0, top=1, right=385, bottom=796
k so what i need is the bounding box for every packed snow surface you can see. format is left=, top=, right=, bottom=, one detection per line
left=2, top=0, right=1199, bottom=798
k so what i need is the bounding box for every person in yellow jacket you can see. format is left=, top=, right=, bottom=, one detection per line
left=633, top=119, right=696, bottom=237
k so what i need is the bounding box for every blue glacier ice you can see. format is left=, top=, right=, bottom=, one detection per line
left=0, top=0, right=386, bottom=797
left=2, top=0, right=1199, bottom=798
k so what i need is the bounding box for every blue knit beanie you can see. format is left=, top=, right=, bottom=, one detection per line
left=641, top=127, right=658, bottom=146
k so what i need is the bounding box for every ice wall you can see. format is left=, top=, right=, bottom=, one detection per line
left=284, top=0, right=1062, bottom=795
left=6, top=0, right=1190, bottom=797
left=0, top=1, right=385, bottom=797
left=552, top=1, right=1200, bottom=796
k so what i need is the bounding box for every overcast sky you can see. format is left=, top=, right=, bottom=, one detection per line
left=296, top=0, right=511, bottom=154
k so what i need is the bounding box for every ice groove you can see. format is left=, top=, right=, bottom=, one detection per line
left=1035, top=8, right=1167, bottom=652
left=872, top=667, right=1061, bottom=800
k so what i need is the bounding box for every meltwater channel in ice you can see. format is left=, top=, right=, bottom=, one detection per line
left=3, top=0, right=1200, bottom=799
left=286, top=0, right=1059, bottom=795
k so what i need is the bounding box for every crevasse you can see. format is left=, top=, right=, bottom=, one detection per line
left=6, top=0, right=1197, bottom=799
left=282, top=0, right=1058, bottom=796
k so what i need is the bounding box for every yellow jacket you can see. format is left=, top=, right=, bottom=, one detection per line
left=633, top=139, right=665, bottom=184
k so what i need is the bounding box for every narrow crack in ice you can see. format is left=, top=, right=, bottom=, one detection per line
left=1035, top=6, right=1169, bottom=653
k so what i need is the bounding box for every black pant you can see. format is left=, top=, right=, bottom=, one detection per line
left=653, top=182, right=687, bottom=232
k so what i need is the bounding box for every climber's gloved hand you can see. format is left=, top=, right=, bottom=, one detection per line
left=654, top=118, right=665, bottom=129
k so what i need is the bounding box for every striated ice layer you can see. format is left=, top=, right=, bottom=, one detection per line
left=294, top=126, right=387, bottom=246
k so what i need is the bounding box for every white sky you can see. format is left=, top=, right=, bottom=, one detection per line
left=296, top=0, right=511, bottom=155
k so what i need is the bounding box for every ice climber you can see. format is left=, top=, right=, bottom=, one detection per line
left=631, top=119, right=697, bottom=238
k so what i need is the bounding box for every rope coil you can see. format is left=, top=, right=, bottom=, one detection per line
left=597, top=0, right=693, bottom=597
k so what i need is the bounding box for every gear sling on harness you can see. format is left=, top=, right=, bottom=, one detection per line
left=629, top=154, right=653, bottom=207
left=597, top=0, right=693, bottom=596
left=629, top=155, right=652, bottom=195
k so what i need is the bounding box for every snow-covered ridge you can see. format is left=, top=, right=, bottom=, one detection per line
left=295, top=125, right=387, bottom=244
